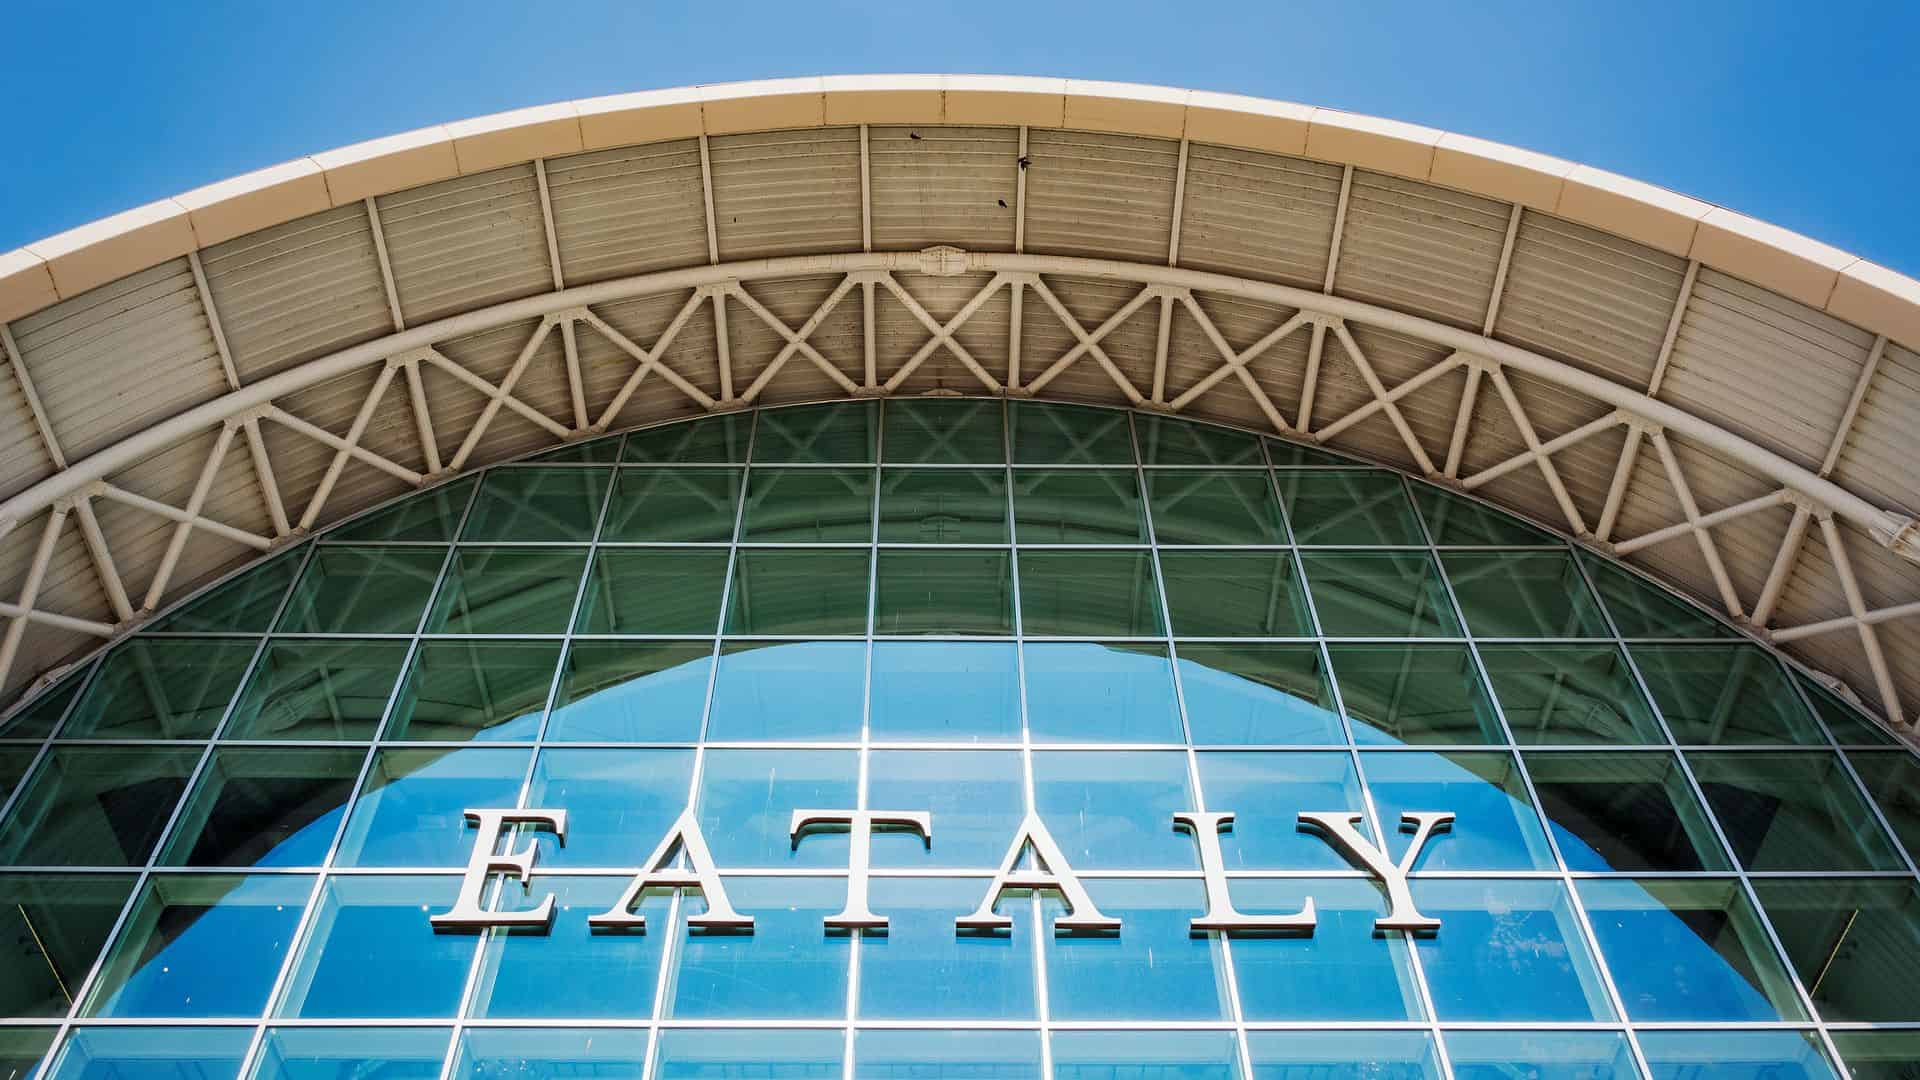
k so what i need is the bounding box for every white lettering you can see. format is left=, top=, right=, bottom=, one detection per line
left=1297, top=810, right=1453, bottom=932
left=430, top=808, right=567, bottom=930
left=790, top=808, right=933, bottom=929
left=1174, top=811, right=1316, bottom=933
left=589, top=809, right=751, bottom=931
left=958, top=813, right=1118, bottom=934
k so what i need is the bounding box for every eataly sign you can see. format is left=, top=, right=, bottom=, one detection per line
left=430, top=805, right=1458, bottom=935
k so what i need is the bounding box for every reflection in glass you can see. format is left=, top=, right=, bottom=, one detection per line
left=1412, top=878, right=1613, bottom=1021
left=277, top=546, right=446, bottom=634
left=1687, top=751, right=1903, bottom=872
left=600, top=467, right=741, bottom=542
left=1846, top=750, right=1920, bottom=860
left=146, top=550, right=303, bottom=633
left=855, top=1030, right=1042, bottom=1080
left=524, top=748, right=692, bottom=868
left=161, top=747, right=365, bottom=868
left=725, top=549, right=870, bottom=635
left=869, top=641, right=1020, bottom=743
left=1178, top=643, right=1343, bottom=745
left=1479, top=644, right=1665, bottom=745
left=1302, top=551, right=1462, bottom=638
left=875, top=550, right=1014, bottom=634
left=1053, top=1031, right=1240, bottom=1080
left=1135, top=413, right=1263, bottom=466
left=277, top=876, right=472, bottom=1018
left=0, top=873, right=137, bottom=1017
left=1229, top=878, right=1423, bottom=1019
left=1525, top=751, right=1730, bottom=872
left=0, top=675, right=83, bottom=739
left=1277, top=470, right=1423, bottom=545
left=455, top=1028, right=648, bottom=1080
left=460, top=467, right=609, bottom=542
left=1194, top=752, right=1368, bottom=869
left=1332, top=644, right=1501, bottom=745
left=1010, top=401, right=1133, bottom=464
left=61, top=637, right=257, bottom=739
left=1632, top=644, right=1824, bottom=745
left=1410, top=483, right=1554, bottom=546
left=696, top=749, right=857, bottom=868
left=667, top=876, right=848, bottom=1018
left=1147, top=468, right=1287, bottom=544
left=752, top=401, right=877, bottom=463
left=876, top=468, right=1009, bottom=542
left=883, top=397, right=1005, bottom=464
left=1828, top=1032, right=1920, bottom=1080
left=0, top=747, right=200, bottom=866
left=0, top=1029, right=55, bottom=1080
left=1636, top=1030, right=1836, bottom=1080
left=385, top=640, right=558, bottom=741
left=574, top=548, right=728, bottom=635
left=1797, top=674, right=1893, bottom=745
left=1159, top=551, right=1311, bottom=636
left=859, top=877, right=1035, bottom=1018
left=1017, top=550, right=1162, bottom=637
left=652, top=1029, right=843, bottom=1080
left=1442, top=550, right=1610, bottom=638
left=424, top=547, right=586, bottom=635
left=224, top=640, right=409, bottom=741
left=84, top=873, right=310, bottom=1018
left=741, top=467, right=874, bottom=541
left=330, top=477, right=474, bottom=542
left=624, top=412, right=750, bottom=464
left=1754, top=877, right=1920, bottom=1023
left=1247, top=1031, right=1440, bottom=1080
left=1580, top=552, right=1738, bottom=640
left=1025, top=642, right=1183, bottom=743
left=47, top=1028, right=252, bottom=1080
left=1013, top=468, right=1145, bottom=544
left=1362, top=751, right=1555, bottom=869
left=1444, top=1031, right=1639, bottom=1080
left=707, top=641, right=863, bottom=741
left=334, top=748, right=531, bottom=867
left=867, top=750, right=1023, bottom=869
left=1033, top=750, right=1197, bottom=869
left=1046, top=879, right=1225, bottom=1020
left=545, top=640, right=711, bottom=741
left=1579, top=877, right=1804, bottom=1021
left=468, top=877, right=665, bottom=1018
left=251, top=1027, right=450, bottom=1080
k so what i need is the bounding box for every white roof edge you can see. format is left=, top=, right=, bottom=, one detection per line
left=0, top=74, right=1912, bottom=347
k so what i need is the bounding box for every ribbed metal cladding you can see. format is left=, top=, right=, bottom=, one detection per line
left=1779, top=522, right=1920, bottom=716
left=1332, top=170, right=1509, bottom=332
left=546, top=140, right=710, bottom=285
left=1493, top=211, right=1688, bottom=389
left=874, top=272, right=1008, bottom=394
left=199, top=202, right=393, bottom=383
left=1018, top=276, right=1159, bottom=405
left=0, top=365, right=53, bottom=504
left=0, top=506, right=105, bottom=686
left=8, top=258, right=228, bottom=463
left=376, top=164, right=554, bottom=326
left=708, top=127, right=863, bottom=261
left=1662, top=268, right=1878, bottom=475
left=867, top=125, right=1019, bottom=253
left=1832, top=340, right=1919, bottom=516
left=1022, top=129, right=1179, bottom=264
left=1175, top=143, right=1343, bottom=288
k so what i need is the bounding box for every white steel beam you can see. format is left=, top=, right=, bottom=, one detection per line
left=365, top=197, right=406, bottom=331
left=0, top=507, right=67, bottom=691
left=580, top=296, right=716, bottom=424
left=240, top=416, right=291, bottom=537
left=1327, top=320, right=1435, bottom=475
left=1775, top=600, right=1920, bottom=643
left=449, top=317, right=558, bottom=470
left=1646, top=259, right=1699, bottom=398
left=71, top=496, right=133, bottom=623
left=1482, top=204, right=1523, bottom=335
left=1024, top=278, right=1147, bottom=403
left=1613, top=488, right=1794, bottom=556
left=0, top=323, right=66, bottom=470
left=90, top=480, right=274, bottom=554
left=145, top=421, right=241, bottom=607
left=732, top=278, right=861, bottom=400
left=878, top=273, right=1005, bottom=393
left=1649, top=428, right=1744, bottom=617
left=1817, top=513, right=1905, bottom=725
left=187, top=251, right=242, bottom=391
left=1485, top=366, right=1588, bottom=535
left=1443, top=360, right=1484, bottom=479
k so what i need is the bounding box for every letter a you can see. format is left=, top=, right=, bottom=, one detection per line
left=958, top=813, right=1118, bottom=934
left=1299, top=810, right=1453, bottom=932
left=589, top=808, right=751, bottom=931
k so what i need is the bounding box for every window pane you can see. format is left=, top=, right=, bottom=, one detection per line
left=741, top=466, right=873, bottom=541
left=334, top=747, right=531, bottom=867
left=148, top=550, right=303, bottom=633
left=1025, top=642, right=1183, bottom=744
left=1361, top=751, right=1555, bottom=870
left=0, top=748, right=31, bottom=804
left=1443, top=551, right=1610, bottom=638
left=725, top=549, right=870, bottom=635
left=624, top=413, right=750, bottom=464
left=525, top=748, right=693, bottom=868
left=883, top=397, right=1005, bottom=464
left=224, top=640, right=408, bottom=741
left=877, top=467, right=1008, bottom=542
left=1445, top=1032, right=1638, bottom=1080
left=1797, top=674, right=1893, bottom=744
left=600, top=467, right=741, bottom=542
left=1579, top=877, right=1803, bottom=1021
left=1053, top=1031, right=1239, bottom=1080
left=424, top=547, right=586, bottom=635
left=252, top=1027, right=450, bottom=1080
left=1830, top=1032, right=1920, bottom=1080
left=330, top=477, right=474, bottom=542
left=1017, top=550, right=1162, bottom=636
left=1303, top=551, right=1462, bottom=638
left=83, top=873, right=311, bottom=1018
left=1231, top=878, right=1424, bottom=1020
left=1010, top=401, right=1134, bottom=464
left=1637, top=1031, right=1836, bottom=1080
left=1412, top=878, right=1613, bottom=1021
left=545, top=640, right=711, bottom=742
left=1194, top=752, right=1369, bottom=869
left=1046, top=879, right=1226, bottom=1020
left=0, top=1029, right=56, bottom=1080
left=1160, top=552, right=1311, bottom=636
left=753, top=401, right=877, bottom=463
left=1179, top=643, right=1344, bottom=745
left=574, top=548, right=727, bottom=635
left=1247, top=1031, right=1441, bottom=1080
left=1278, top=470, right=1423, bottom=545
left=855, top=1030, right=1042, bottom=1080
left=1032, top=750, right=1197, bottom=869
left=278, top=876, right=473, bottom=1018
left=0, top=873, right=137, bottom=1017
left=467, top=876, right=666, bottom=1018
left=1480, top=644, right=1664, bottom=745
left=696, top=749, right=857, bottom=868
left=1632, top=644, right=1824, bottom=745
left=875, top=550, right=1014, bottom=635
left=1136, top=414, right=1262, bottom=466
left=1411, top=483, right=1555, bottom=546
left=459, top=467, right=609, bottom=541
left=707, top=641, right=863, bottom=741
left=160, top=747, right=365, bottom=868
left=1013, top=468, right=1145, bottom=544
left=1754, top=877, right=1920, bottom=1022
left=1148, top=469, right=1287, bottom=544
left=666, top=876, right=849, bottom=1018
left=0, top=747, right=200, bottom=866
left=0, top=674, right=84, bottom=739
left=385, top=641, right=559, bottom=742
left=48, top=1028, right=252, bottom=1080
left=277, top=546, right=446, bottom=634
left=869, top=641, right=1020, bottom=743
left=62, top=638, right=256, bottom=739
left=454, top=1029, right=648, bottom=1080
left=1524, top=751, right=1729, bottom=872
left=653, top=1029, right=842, bottom=1080
left=1687, top=750, right=1903, bottom=872
left=1580, top=552, right=1738, bottom=639
left=1846, top=750, right=1920, bottom=861
left=527, top=436, right=622, bottom=463
left=1332, top=644, right=1501, bottom=745
left=1267, top=440, right=1353, bottom=468
left=867, top=750, right=1024, bottom=869
left=858, top=877, right=1036, bottom=1019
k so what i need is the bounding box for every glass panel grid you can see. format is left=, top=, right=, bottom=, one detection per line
left=0, top=399, right=1910, bottom=1080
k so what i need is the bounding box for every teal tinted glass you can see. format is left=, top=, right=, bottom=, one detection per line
left=1633, top=644, right=1824, bottom=745
left=1524, top=751, right=1729, bottom=872
left=1687, top=750, right=1903, bottom=872
left=653, top=1029, right=842, bottom=1079
left=329, top=477, right=474, bottom=542
left=725, top=549, right=870, bottom=635
left=424, top=547, right=585, bottom=634
left=1443, top=550, right=1611, bottom=638
left=459, top=467, right=609, bottom=541
left=1411, top=483, right=1556, bottom=546
left=224, top=640, right=408, bottom=741
left=752, top=401, right=877, bottom=463
left=0, top=873, right=137, bottom=1017
left=1637, top=1030, right=1837, bottom=1080
left=1333, top=643, right=1502, bottom=745
left=526, top=434, right=622, bottom=462
left=0, top=675, right=83, bottom=739
left=707, top=641, right=863, bottom=741
left=868, top=641, right=1020, bottom=742
left=546, top=640, right=711, bottom=741
left=0, top=1029, right=56, bottom=1080
left=1846, top=749, right=1920, bottom=860
left=1012, top=468, right=1145, bottom=544
left=882, top=398, right=1005, bottom=464
left=1017, top=550, right=1162, bottom=636
left=1147, top=469, right=1287, bottom=544
left=1831, top=1031, right=1920, bottom=1080
left=1278, top=470, right=1423, bottom=545
left=1579, top=877, right=1804, bottom=1022
left=1755, top=877, right=1920, bottom=1022
left=384, top=640, right=559, bottom=741
left=1178, top=643, right=1344, bottom=745
left=574, top=548, right=727, bottom=634
left=0, top=747, right=200, bottom=866
left=160, top=747, right=365, bottom=867
left=1796, top=673, right=1894, bottom=745
left=1580, top=551, right=1738, bottom=639
left=61, top=637, right=255, bottom=739
left=1025, top=642, right=1183, bottom=743
left=1266, top=439, right=1354, bottom=468
left=252, top=1027, right=451, bottom=1080
left=1480, top=644, right=1665, bottom=745
left=875, top=550, right=1014, bottom=634
left=876, top=467, right=1008, bottom=542
left=623, top=413, right=750, bottom=463
left=741, top=466, right=873, bottom=541
left=277, top=546, right=445, bottom=634
left=146, top=551, right=302, bottom=633
left=1362, top=750, right=1556, bottom=870
left=1010, top=401, right=1134, bottom=464
left=48, top=1028, right=252, bottom=1080
left=83, top=873, right=311, bottom=1018
left=0, top=748, right=32, bottom=803
left=1302, top=551, right=1462, bottom=638
left=600, top=467, right=741, bottom=541
left=1135, top=414, right=1263, bottom=466
left=1160, top=551, right=1311, bottom=636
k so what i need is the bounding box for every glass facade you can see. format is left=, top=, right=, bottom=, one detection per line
left=0, top=398, right=1914, bottom=1080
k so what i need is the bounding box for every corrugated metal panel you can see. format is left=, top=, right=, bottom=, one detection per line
left=868, top=125, right=1018, bottom=252
left=9, top=258, right=228, bottom=463
left=1831, top=341, right=1919, bottom=517
left=0, top=360, right=54, bottom=503
left=421, top=318, right=573, bottom=470
left=1022, top=129, right=1179, bottom=264
left=708, top=128, right=862, bottom=261
left=1613, top=434, right=1789, bottom=616
left=200, top=203, right=392, bottom=383
left=95, top=425, right=271, bottom=616
left=1310, top=323, right=1457, bottom=471
left=1175, top=295, right=1313, bottom=437
left=1459, top=368, right=1622, bottom=530
left=1662, top=268, right=1875, bottom=474
left=1493, top=211, right=1686, bottom=389
left=1333, top=171, right=1509, bottom=331
left=574, top=290, right=717, bottom=424
left=1775, top=521, right=1920, bottom=719
left=262, top=365, right=428, bottom=525
left=546, top=140, right=709, bottom=285
left=376, top=164, right=553, bottom=326
left=0, top=508, right=107, bottom=699
left=725, top=276, right=863, bottom=404
left=1178, top=144, right=1343, bottom=289
left=1019, top=276, right=1159, bottom=406
left=879, top=273, right=1009, bottom=395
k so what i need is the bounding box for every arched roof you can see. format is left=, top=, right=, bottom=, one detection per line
left=0, top=75, right=1914, bottom=733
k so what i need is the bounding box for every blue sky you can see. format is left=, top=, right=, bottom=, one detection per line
left=5, top=1, right=1917, bottom=273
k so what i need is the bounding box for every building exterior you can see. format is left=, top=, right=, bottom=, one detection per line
left=0, top=77, right=1918, bottom=1080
